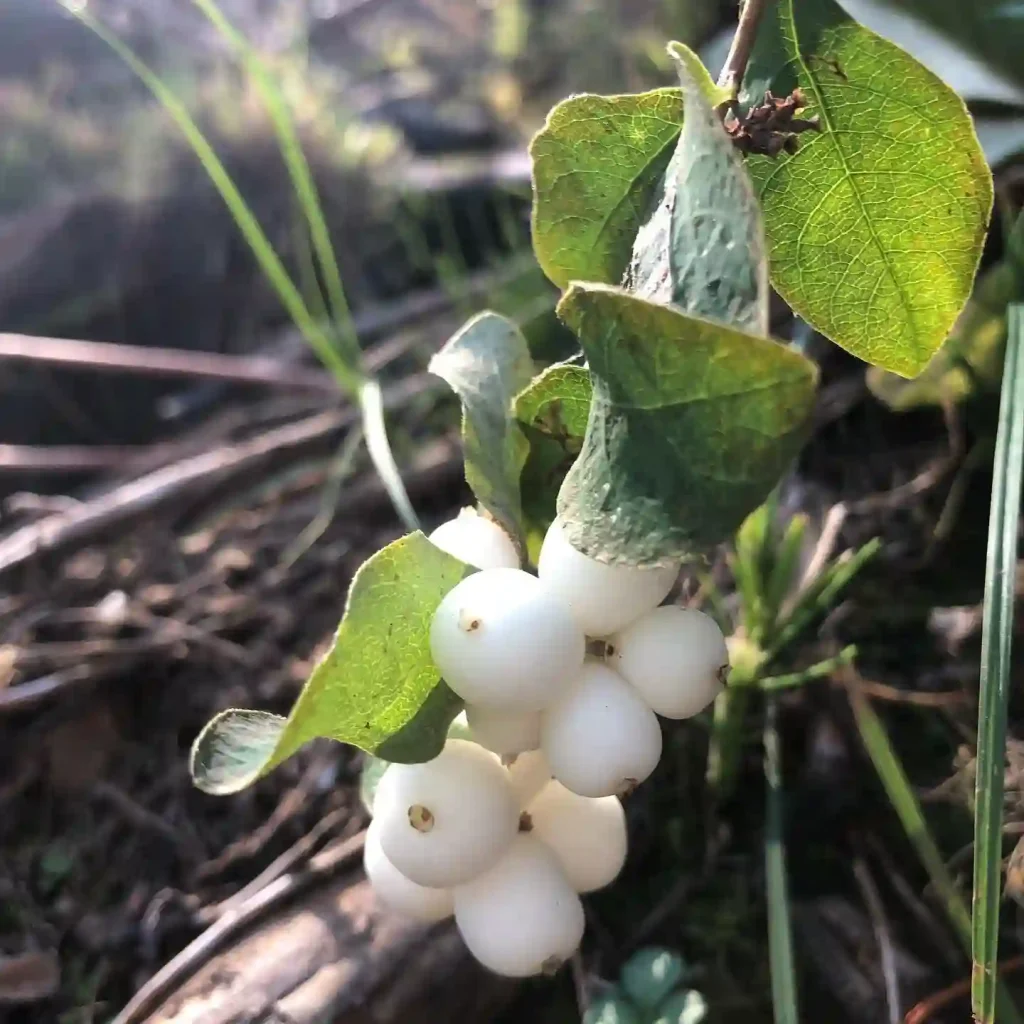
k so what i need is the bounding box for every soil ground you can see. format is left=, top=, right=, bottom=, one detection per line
left=1, top=3, right=1023, bottom=1024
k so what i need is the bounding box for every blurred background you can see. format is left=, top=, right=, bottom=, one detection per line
left=1, top=2, right=1023, bottom=1022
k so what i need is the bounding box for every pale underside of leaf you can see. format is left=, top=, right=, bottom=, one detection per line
left=743, top=0, right=992, bottom=377
left=429, top=312, right=534, bottom=548
left=190, top=533, right=468, bottom=794
left=625, top=42, right=769, bottom=336
left=529, top=89, right=685, bottom=290
left=556, top=284, right=818, bottom=567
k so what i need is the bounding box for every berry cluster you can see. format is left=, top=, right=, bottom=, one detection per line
left=364, top=510, right=728, bottom=977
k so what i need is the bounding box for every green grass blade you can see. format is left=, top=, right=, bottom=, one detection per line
left=766, top=538, right=881, bottom=661
left=764, top=513, right=808, bottom=636
left=360, top=379, right=420, bottom=533
left=62, top=4, right=361, bottom=397
left=294, top=218, right=332, bottom=328
left=851, top=688, right=971, bottom=942
left=67, top=5, right=424, bottom=532
left=764, top=698, right=799, bottom=1024
left=190, top=0, right=361, bottom=368
left=757, top=645, right=857, bottom=692
left=972, top=301, right=1024, bottom=1024
left=850, top=689, right=1024, bottom=1024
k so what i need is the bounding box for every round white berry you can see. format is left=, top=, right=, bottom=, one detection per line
left=609, top=606, right=728, bottom=719
left=506, top=749, right=553, bottom=807
left=541, top=661, right=662, bottom=797
left=467, top=705, right=541, bottom=756
left=375, top=739, right=519, bottom=888
left=430, top=568, right=585, bottom=711
left=537, top=519, right=678, bottom=637
left=454, top=834, right=584, bottom=977
left=429, top=509, right=519, bottom=570
left=364, top=818, right=453, bottom=922
left=526, top=781, right=626, bottom=893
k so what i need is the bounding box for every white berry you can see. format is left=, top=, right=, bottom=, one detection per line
left=541, top=661, right=662, bottom=797
left=467, top=705, right=541, bottom=756
left=364, top=818, right=453, bottom=922
left=430, top=568, right=585, bottom=711
left=506, top=749, right=553, bottom=807
left=609, top=606, right=728, bottom=719
left=454, top=834, right=584, bottom=977
left=526, top=781, right=627, bottom=893
left=537, top=518, right=678, bottom=637
left=429, top=508, right=519, bottom=570
left=375, top=739, right=519, bottom=887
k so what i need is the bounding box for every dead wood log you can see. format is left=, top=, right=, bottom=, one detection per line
left=122, top=834, right=515, bottom=1024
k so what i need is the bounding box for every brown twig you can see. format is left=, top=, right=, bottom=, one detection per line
left=0, top=445, right=160, bottom=473
left=717, top=0, right=773, bottom=97
left=0, top=375, right=433, bottom=578
left=0, top=334, right=338, bottom=394
left=852, top=678, right=970, bottom=709
left=195, top=806, right=354, bottom=926
left=851, top=855, right=900, bottom=1024
left=864, top=833, right=963, bottom=972
left=904, top=956, right=1024, bottom=1024
left=195, top=755, right=336, bottom=881
left=0, top=431, right=460, bottom=717
left=90, top=780, right=205, bottom=866
left=111, top=830, right=367, bottom=1024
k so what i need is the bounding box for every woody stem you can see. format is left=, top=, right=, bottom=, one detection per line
left=717, top=0, right=773, bottom=98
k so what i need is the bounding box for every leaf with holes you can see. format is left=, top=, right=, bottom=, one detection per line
left=556, top=284, right=818, bottom=567
left=430, top=312, right=535, bottom=548
left=741, top=0, right=992, bottom=376
left=190, top=533, right=468, bottom=794
left=625, top=42, right=769, bottom=335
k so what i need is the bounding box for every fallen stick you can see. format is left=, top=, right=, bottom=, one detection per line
left=0, top=334, right=339, bottom=393
left=0, top=444, right=159, bottom=473
left=114, top=831, right=515, bottom=1024
left=0, top=375, right=435, bottom=578
left=0, top=433, right=461, bottom=715
left=0, top=256, right=540, bottom=391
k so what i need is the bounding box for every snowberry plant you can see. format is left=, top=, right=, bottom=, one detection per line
left=190, top=0, right=992, bottom=986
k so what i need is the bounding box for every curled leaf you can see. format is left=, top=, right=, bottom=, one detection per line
left=191, top=533, right=469, bottom=795
left=430, top=312, right=534, bottom=549
left=556, top=284, right=818, bottom=567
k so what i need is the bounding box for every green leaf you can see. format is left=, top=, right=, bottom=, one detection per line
left=625, top=43, right=768, bottom=335
left=529, top=89, right=685, bottom=290
left=514, top=361, right=592, bottom=537
left=650, top=989, right=708, bottom=1024
left=971, top=302, right=1024, bottom=1023
left=554, top=284, right=818, bottom=566
left=191, top=533, right=468, bottom=795
left=620, top=947, right=686, bottom=1009
left=764, top=700, right=800, bottom=1024
left=742, top=0, right=993, bottom=376
left=430, top=313, right=535, bottom=547
left=867, top=215, right=1024, bottom=409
